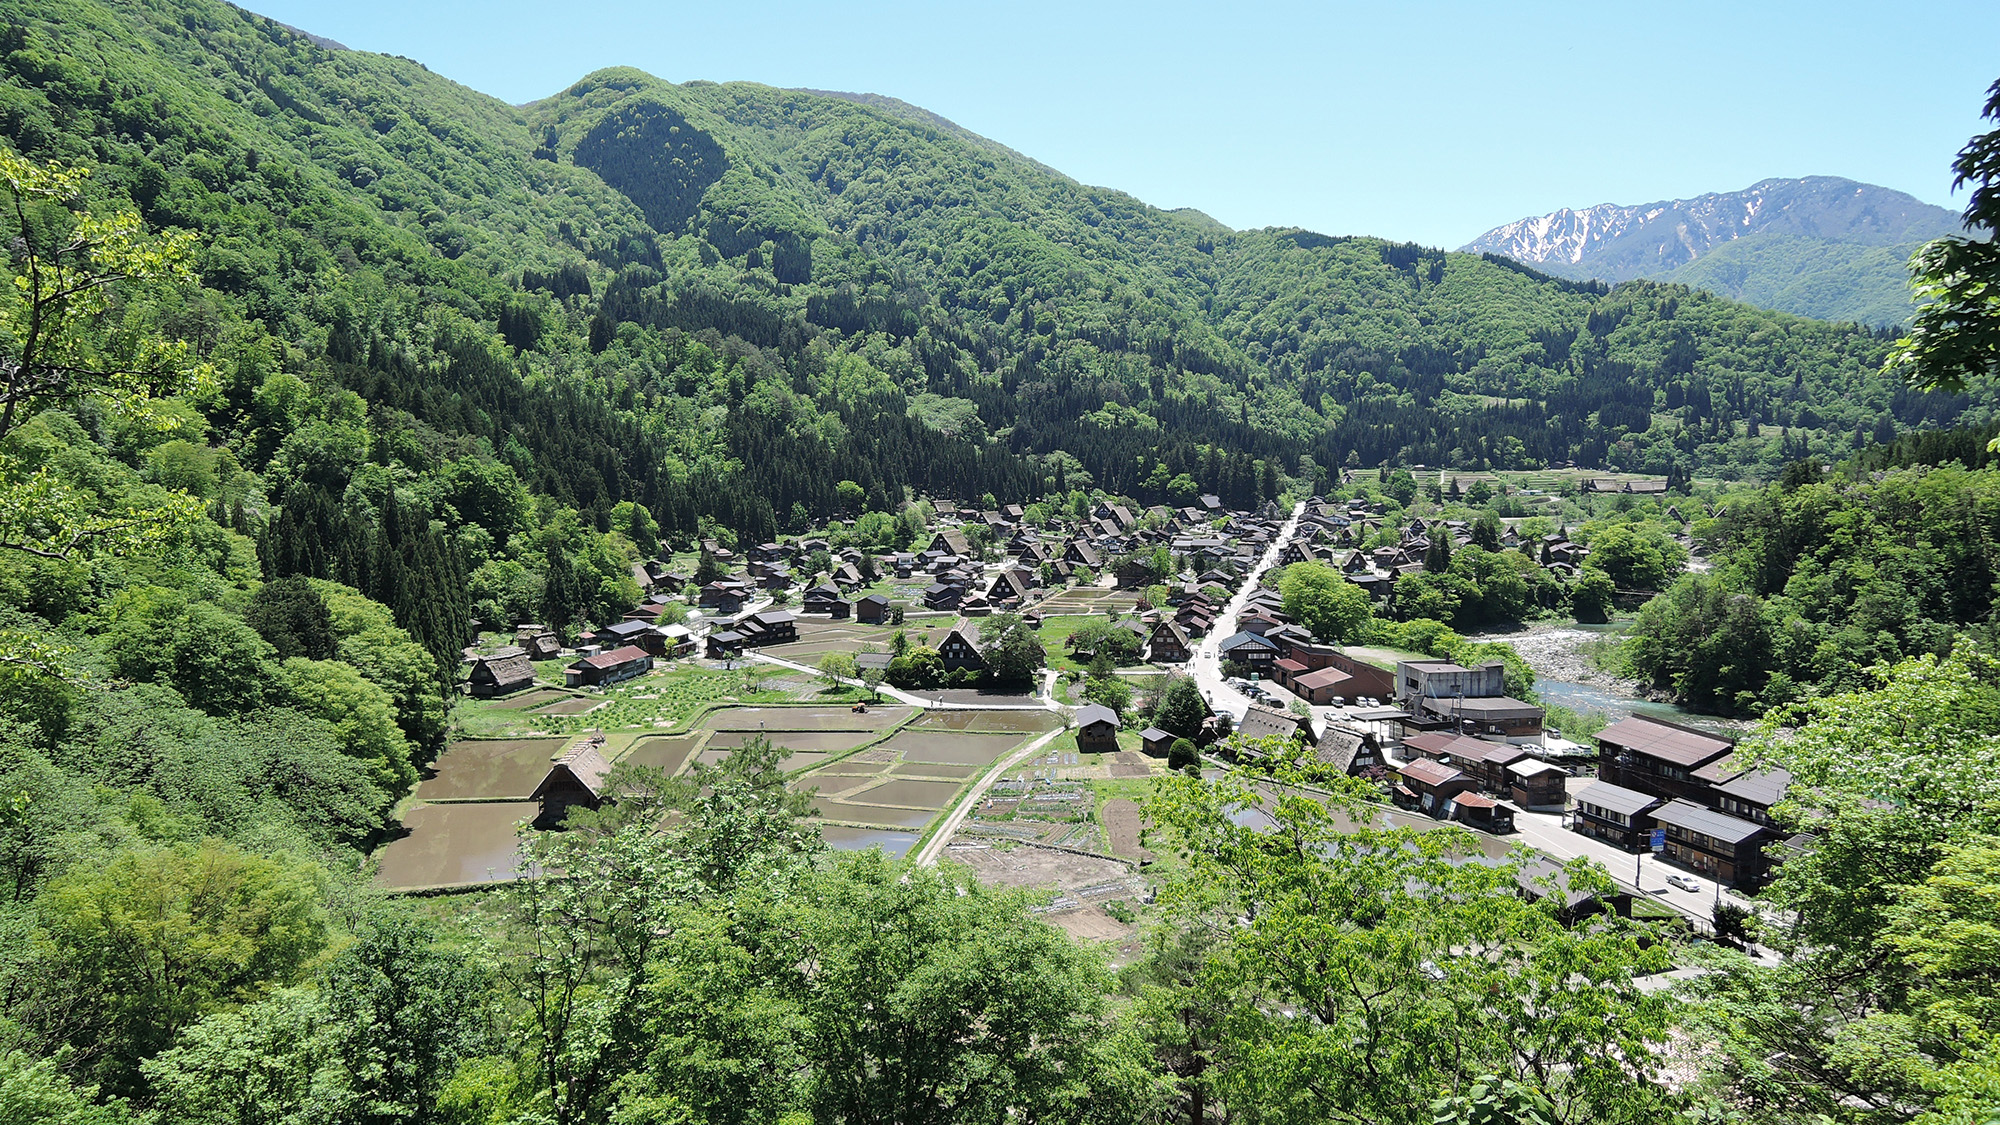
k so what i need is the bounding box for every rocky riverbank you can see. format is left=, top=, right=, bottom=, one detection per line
left=1464, top=624, right=1651, bottom=696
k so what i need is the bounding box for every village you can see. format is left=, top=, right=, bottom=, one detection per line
left=370, top=468, right=1778, bottom=944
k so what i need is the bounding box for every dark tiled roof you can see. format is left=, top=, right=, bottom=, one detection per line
left=1076, top=703, right=1120, bottom=729
left=575, top=645, right=650, bottom=670
left=1651, top=798, right=1769, bottom=844
left=1711, top=767, right=1792, bottom=808
left=1575, top=781, right=1661, bottom=817
left=1596, top=717, right=1733, bottom=767
left=1441, top=696, right=1544, bottom=719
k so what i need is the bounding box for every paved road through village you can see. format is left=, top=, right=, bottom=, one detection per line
left=1190, top=499, right=1306, bottom=722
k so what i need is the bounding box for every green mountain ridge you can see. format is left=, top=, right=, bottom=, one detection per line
left=0, top=0, right=1987, bottom=547
left=1652, top=231, right=1933, bottom=326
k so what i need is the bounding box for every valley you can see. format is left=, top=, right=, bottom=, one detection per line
left=0, top=1, right=1996, bottom=1122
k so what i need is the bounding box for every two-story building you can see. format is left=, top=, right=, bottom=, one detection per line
left=1570, top=780, right=1663, bottom=850
left=1395, top=659, right=1544, bottom=742
left=1595, top=717, right=1735, bottom=805
left=939, top=624, right=986, bottom=673
left=1650, top=798, right=1775, bottom=888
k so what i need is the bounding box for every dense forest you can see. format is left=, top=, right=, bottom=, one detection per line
left=1623, top=428, right=2000, bottom=714
left=2, top=0, right=1999, bottom=1121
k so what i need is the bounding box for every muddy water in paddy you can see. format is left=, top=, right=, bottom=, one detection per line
left=623, top=734, right=700, bottom=775
left=415, top=738, right=566, bottom=801
left=815, top=825, right=919, bottom=858
left=878, top=731, right=1025, bottom=765
left=914, top=709, right=1061, bottom=733
left=809, top=803, right=937, bottom=829
left=704, top=729, right=879, bottom=753
left=374, top=802, right=534, bottom=890
left=843, top=778, right=963, bottom=808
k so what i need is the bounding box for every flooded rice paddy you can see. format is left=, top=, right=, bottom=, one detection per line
left=374, top=802, right=533, bottom=890
left=623, top=734, right=699, bottom=775
left=913, top=709, right=1062, bottom=733
left=815, top=825, right=919, bottom=858
left=414, top=738, right=566, bottom=801
left=877, top=730, right=1025, bottom=765
left=703, top=705, right=910, bottom=731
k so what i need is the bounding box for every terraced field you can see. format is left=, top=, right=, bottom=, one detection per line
left=791, top=723, right=1041, bottom=834
left=376, top=700, right=1041, bottom=887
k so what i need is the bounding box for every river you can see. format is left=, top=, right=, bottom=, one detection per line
left=1462, top=624, right=1748, bottom=738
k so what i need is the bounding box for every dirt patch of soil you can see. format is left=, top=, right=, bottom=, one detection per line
left=1048, top=906, right=1136, bottom=943
left=1105, top=752, right=1153, bottom=779
left=1101, top=798, right=1153, bottom=864
left=532, top=698, right=604, bottom=716
left=944, top=843, right=1131, bottom=891
left=485, top=689, right=566, bottom=710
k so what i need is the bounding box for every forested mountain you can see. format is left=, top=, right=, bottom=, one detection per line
left=1462, top=177, right=1966, bottom=327
left=0, top=0, right=1983, bottom=557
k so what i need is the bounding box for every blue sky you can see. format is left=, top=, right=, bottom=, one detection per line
left=248, top=0, right=1999, bottom=248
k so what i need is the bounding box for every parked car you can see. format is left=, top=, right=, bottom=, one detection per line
left=1666, top=873, right=1702, bottom=893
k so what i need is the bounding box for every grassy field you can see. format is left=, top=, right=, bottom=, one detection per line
left=454, top=664, right=810, bottom=738
left=1034, top=613, right=1171, bottom=676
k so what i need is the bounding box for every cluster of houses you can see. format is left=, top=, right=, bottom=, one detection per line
left=920, top=496, right=1285, bottom=615
left=1572, top=717, right=1792, bottom=888
left=1282, top=498, right=1604, bottom=594
left=1379, top=658, right=1565, bottom=833
left=1201, top=575, right=1401, bottom=706
left=463, top=614, right=698, bottom=696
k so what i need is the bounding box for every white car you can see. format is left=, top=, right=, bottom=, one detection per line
left=1666, top=874, right=1703, bottom=893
